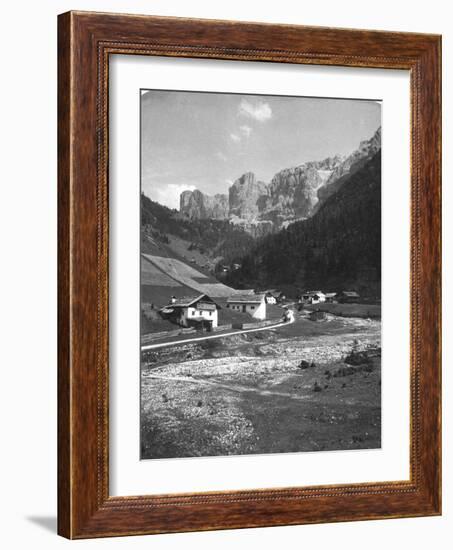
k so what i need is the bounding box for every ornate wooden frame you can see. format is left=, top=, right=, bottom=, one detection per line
left=58, top=11, right=441, bottom=539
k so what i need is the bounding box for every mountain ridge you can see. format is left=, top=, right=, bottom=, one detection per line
left=179, top=126, right=381, bottom=233
left=224, top=150, right=382, bottom=295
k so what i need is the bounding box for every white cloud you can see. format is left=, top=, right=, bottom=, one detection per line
left=240, top=125, right=252, bottom=138
left=229, top=125, right=252, bottom=144
left=152, top=184, right=196, bottom=210
left=216, top=151, right=228, bottom=161
left=239, top=99, right=272, bottom=122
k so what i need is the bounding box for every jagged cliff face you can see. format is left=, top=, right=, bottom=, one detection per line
left=179, top=127, right=381, bottom=234
left=229, top=217, right=274, bottom=238
left=317, top=127, right=381, bottom=207
left=180, top=189, right=229, bottom=220
left=228, top=172, right=268, bottom=220
left=260, top=156, right=344, bottom=224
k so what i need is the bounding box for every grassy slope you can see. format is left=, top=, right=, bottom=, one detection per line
left=304, top=302, right=381, bottom=319
left=141, top=193, right=254, bottom=267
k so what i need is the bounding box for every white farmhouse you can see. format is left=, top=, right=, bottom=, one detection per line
left=226, top=293, right=266, bottom=320
left=300, top=290, right=326, bottom=304
left=263, top=290, right=278, bottom=304
left=262, top=289, right=286, bottom=303
left=161, top=294, right=220, bottom=329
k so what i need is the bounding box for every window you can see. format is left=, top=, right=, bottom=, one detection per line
left=250, top=306, right=255, bottom=309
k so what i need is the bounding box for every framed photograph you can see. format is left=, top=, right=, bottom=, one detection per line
left=58, top=11, right=441, bottom=539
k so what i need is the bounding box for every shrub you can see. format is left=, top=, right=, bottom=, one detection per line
left=313, top=381, right=322, bottom=392
left=344, top=350, right=372, bottom=366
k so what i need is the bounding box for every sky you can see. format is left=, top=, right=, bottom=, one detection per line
left=141, top=89, right=381, bottom=209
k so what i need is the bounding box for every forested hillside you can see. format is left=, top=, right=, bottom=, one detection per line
left=224, top=151, right=382, bottom=296
left=141, top=193, right=254, bottom=264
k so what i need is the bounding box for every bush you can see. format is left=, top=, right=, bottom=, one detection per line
left=344, top=350, right=372, bottom=366
left=298, top=360, right=316, bottom=370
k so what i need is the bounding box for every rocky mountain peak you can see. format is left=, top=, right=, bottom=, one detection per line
left=317, top=126, right=381, bottom=207
left=229, top=172, right=268, bottom=220
left=180, top=189, right=228, bottom=220
left=179, top=127, right=381, bottom=234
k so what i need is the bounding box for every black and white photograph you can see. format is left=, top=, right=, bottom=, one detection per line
left=0, top=0, right=447, bottom=544
left=140, top=89, right=382, bottom=460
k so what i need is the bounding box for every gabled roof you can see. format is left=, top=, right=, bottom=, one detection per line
left=325, top=292, right=337, bottom=297
left=303, top=290, right=325, bottom=296
left=263, top=289, right=285, bottom=297
left=227, top=293, right=265, bottom=304
left=164, top=294, right=220, bottom=308
left=341, top=291, right=360, bottom=297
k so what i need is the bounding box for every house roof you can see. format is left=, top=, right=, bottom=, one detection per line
left=263, top=289, right=284, bottom=297
left=341, top=291, right=360, bottom=297
left=325, top=292, right=337, bottom=298
left=227, top=293, right=265, bottom=304
left=303, top=290, right=325, bottom=296
left=163, top=294, right=220, bottom=309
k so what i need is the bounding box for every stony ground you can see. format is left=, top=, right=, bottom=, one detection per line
left=140, top=313, right=381, bottom=459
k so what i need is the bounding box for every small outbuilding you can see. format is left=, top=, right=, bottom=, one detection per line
left=226, top=293, right=267, bottom=320
left=338, top=290, right=360, bottom=303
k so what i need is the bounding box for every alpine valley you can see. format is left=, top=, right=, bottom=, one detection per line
left=142, top=127, right=381, bottom=296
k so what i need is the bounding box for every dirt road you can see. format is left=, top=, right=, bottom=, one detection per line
left=141, top=315, right=294, bottom=351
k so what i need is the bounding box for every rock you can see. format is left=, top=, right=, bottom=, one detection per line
left=178, top=127, right=381, bottom=234
left=229, top=216, right=274, bottom=238
left=229, top=172, right=268, bottom=220
left=309, top=310, right=327, bottom=322
left=344, top=350, right=372, bottom=366
left=333, top=360, right=374, bottom=378
left=317, top=127, right=381, bottom=208
left=313, top=381, right=322, bottom=392
left=180, top=189, right=229, bottom=219
left=261, top=156, right=343, bottom=222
